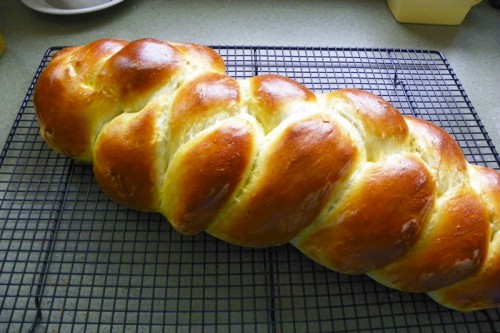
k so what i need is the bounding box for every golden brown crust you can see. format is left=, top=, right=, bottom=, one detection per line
left=247, top=75, right=318, bottom=132
left=369, top=187, right=490, bottom=292
left=168, top=72, right=241, bottom=149
left=248, top=74, right=317, bottom=110
left=295, top=154, right=435, bottom=274
left=170, top=73, right=240, bottom=124
left=335, top=89, right=409, bottom=143
left=428, top=166, right=500, bottom=311
left=171, top=42, right=226, bottom=74
left=34, top=39, right=127, bottom=162
left=93, top=105, right=162, bottom=212
left=34, top=39, right=226, bottom=162
left=405, top=116, right=468, bottom=177
left=99, top=39, right=185, bottom=111
left=33, top=38, right=500, bottom=311
left=365, top=115, right=490, bottom=292
left=161, top=118, right=256, bottom=235
left=208, top=114, right=357, bottom=246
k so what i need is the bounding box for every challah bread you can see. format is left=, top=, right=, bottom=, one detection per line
left=33, top=38, right=500, bottom=312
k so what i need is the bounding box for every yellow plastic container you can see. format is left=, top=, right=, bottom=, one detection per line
left=386, top=0, right=482, bottom=25
left=0, top=33, right=6, bottom=57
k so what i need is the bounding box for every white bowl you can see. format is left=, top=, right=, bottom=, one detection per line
left=46, top=0, right=112, bottom=10
left=20, top=0, right=124, bottom=15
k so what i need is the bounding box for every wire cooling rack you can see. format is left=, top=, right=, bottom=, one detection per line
left=1, top=46, right=500, bottom=333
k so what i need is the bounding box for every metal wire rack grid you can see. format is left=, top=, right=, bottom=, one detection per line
left=1, top=46, right=499, bottom=333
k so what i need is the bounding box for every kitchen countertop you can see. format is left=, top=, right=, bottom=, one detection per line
left=0, top=0, right=499, bottom=152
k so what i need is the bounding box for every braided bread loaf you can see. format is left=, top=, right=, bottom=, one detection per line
left=34, top=39, right=500, bottom=312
